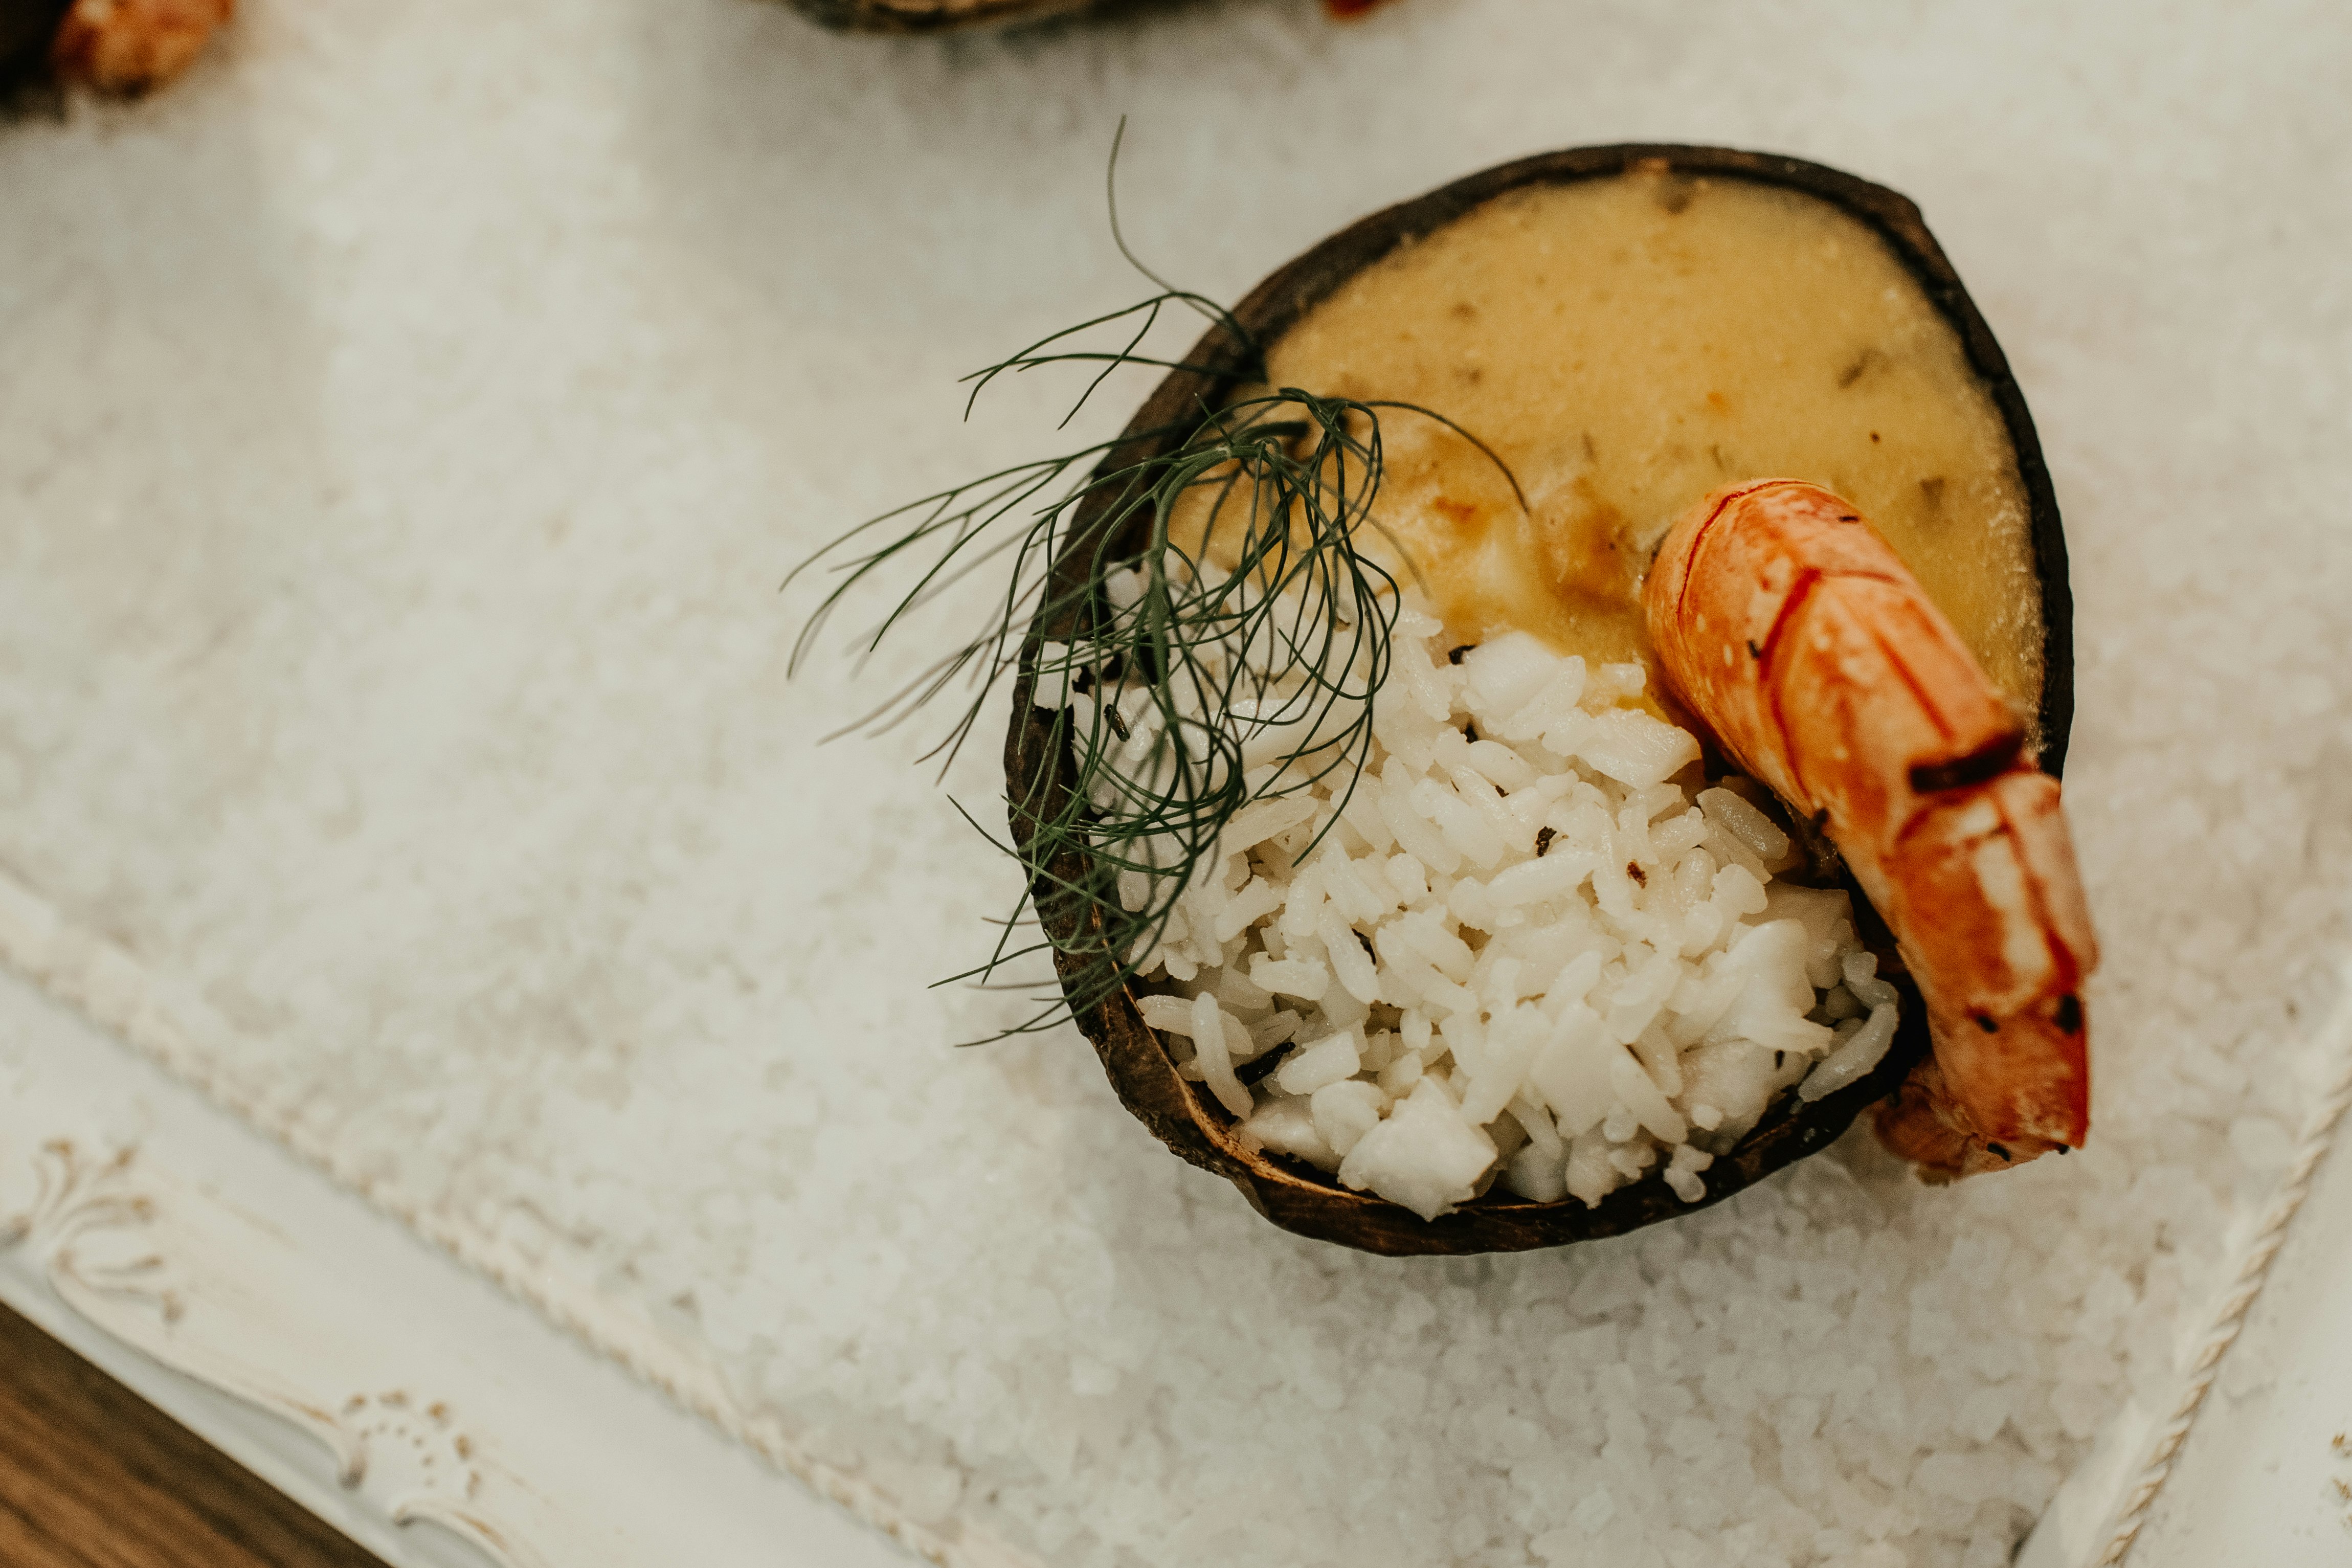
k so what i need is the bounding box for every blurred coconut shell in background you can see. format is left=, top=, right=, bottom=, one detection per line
left=1004, top=144, right=2074, bottom=1256
left=790, top=0, right=1392, bottom=33
left=788, top=0, right=1089, bottom=34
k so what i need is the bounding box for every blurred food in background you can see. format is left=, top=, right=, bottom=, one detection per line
left=3, top=0, right=230, bottom=97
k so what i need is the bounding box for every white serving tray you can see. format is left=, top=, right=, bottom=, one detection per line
left=5, top=902, right=2348, bottom=1567
left=0, top=961, right=918, bottom=1568
left=3, top=2, right=2345, bottom=1563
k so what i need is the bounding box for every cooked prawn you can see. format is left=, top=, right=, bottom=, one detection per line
left=1642, top=479, right=2097, bottom=1177
left=50, top=0, right=233, bottom=96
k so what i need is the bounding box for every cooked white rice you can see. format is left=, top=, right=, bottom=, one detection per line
left=1040, top=580, right=1899, bottom=1219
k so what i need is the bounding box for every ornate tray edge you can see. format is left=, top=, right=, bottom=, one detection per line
left=0, top=863, right=1026, bottom=1568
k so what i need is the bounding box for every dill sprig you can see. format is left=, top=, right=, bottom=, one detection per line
left=787, top=141, right=1522, bottom=1037
left=990, top=381, right=1414, bottom=1024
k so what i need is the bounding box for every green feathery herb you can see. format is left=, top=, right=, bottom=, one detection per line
left=787, top=137, right=1521, bottom=1036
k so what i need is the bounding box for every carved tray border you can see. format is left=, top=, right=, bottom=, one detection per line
left=0, top=864, right=1022, bottom=1568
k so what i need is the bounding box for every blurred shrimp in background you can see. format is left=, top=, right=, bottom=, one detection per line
left=2, top=0, right=230, bottom=97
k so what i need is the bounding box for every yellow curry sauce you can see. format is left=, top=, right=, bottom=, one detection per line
left=1196, top=164, right=2043, bottom=734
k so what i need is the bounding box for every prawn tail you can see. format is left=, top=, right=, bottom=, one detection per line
left=1882, top=769, right=2095, bottom=1153
left=1871, top=1056, right=2067, bottom=1179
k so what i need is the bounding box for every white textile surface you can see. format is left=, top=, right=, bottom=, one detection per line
left=1, top=3, right=2348, bottom=1565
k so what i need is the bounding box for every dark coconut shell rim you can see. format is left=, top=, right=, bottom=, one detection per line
left=788, top=0, right=1092, bottom=34
left=1002, top=144, right=2072, bottom=1256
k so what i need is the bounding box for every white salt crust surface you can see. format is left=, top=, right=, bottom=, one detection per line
left=2, top=3, right=2349, bottom=1565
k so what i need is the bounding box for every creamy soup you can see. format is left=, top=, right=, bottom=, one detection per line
left=1186, top=163, right=2044, bottom=735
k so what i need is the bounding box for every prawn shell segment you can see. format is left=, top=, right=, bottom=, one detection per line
left=1880, top=772, right=2095, bottom=1148
left=1646, top=479, right=2026, bottom=857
